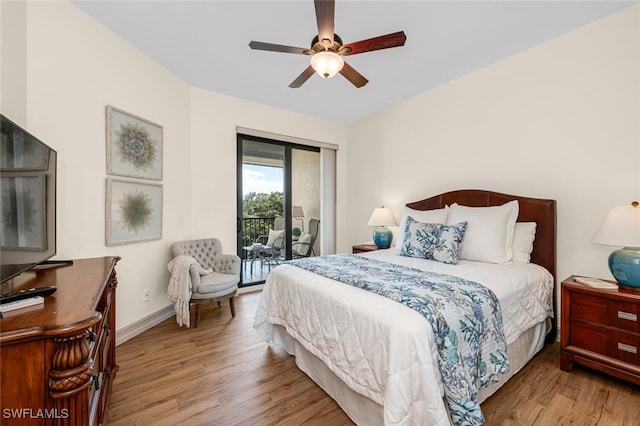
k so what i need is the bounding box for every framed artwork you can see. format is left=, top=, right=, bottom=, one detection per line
left=106, top=106, right=162, bottom=180
left=0, top=174, right=46, bottom=250
left=106, top=178, right=162, bottom=246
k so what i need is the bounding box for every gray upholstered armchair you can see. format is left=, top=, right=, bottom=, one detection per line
left=170, top=238, right=240, bottom=327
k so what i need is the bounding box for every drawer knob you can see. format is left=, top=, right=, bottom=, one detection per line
left=618, top=342, right=638, bottom=354
left=617, top=311, right=638, bottom=322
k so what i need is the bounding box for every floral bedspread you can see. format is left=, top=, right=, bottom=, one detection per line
left=289, top=254, right=510, bottom=425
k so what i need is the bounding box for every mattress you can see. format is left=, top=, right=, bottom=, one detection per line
left=254, top=249, right=554, bottom=425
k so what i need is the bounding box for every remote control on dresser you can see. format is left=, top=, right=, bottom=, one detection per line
left=0, top=286, right=57, bottom=304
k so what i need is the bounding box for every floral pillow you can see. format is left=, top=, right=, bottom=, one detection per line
left=400, top=216, right=468, bottom=264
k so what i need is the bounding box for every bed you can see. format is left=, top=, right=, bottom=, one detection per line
left=254, top=189, right=557, bottom=425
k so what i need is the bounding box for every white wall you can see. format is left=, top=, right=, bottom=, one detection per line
left=1, top=0, right=348, bottom=331
left=0, top=0, right=27, bottom=121
left=344, top=5, right=640, bottom=301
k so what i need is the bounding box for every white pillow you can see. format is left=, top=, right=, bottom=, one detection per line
left=266, top=229, right=285, bottom=247
left=395, top=206, right=449, bottom=248
left=446, top=200, right=519, bottom=264
left=512, top=222, right=537, bottom=263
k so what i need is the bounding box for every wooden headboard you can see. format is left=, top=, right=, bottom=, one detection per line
left=407, top=189, right=557, bottom=341
left=406, top=189, right=557, bottom=280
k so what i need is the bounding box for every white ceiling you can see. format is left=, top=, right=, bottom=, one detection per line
left=72, top=1, right=636, bottom=123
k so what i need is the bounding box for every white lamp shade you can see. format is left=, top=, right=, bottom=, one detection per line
left=292, top=205, right=305, bottom=218
left=310, top=51, right=344, bottom=79
left=367, top=207, right=398, bottom=227
left=592, top=203, right=640, bottom=247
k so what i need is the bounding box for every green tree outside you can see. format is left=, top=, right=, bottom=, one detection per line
left=243, top=191, right=284, bottom=217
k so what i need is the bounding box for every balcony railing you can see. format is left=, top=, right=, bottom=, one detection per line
left=242, top=216, right=276, bottom=258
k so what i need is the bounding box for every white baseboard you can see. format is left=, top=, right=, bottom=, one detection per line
left=115, top=287, right=263, bottom=346
left=116, top=304, right=175, bottom=346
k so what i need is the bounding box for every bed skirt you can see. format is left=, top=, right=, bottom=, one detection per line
left=270, top=319, right=550, bottom=425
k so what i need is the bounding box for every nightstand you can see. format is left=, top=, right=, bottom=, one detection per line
left=352, top=244, right=388, bottom=254
left=560, top=276, right=640, bottom=385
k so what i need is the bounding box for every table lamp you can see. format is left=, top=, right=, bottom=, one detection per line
left=292, top=205, right=305, bottom=232
left=367, top=206, right=397, bottom=248
left=592, top=201, right=640, bottom=289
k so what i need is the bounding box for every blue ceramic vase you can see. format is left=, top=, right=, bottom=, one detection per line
left=609, top=247, right=640, bottom=288
left=372, top=227, right=392, bottom=248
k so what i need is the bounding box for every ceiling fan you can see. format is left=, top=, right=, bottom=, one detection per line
left=249, top=0, right=407, bottom=88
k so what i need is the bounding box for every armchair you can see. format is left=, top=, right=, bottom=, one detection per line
left=170, top=238, right=240, bottom=327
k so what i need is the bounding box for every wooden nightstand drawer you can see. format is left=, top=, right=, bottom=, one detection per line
left=611, top=331, right=640, bottom=365
left=608, top=300, right=640, bottom=332
left=571, top=294, right=640, bottom=332
left=571, top=321, right=608, bottom=354
left=571, top=293, right=607, bottom=324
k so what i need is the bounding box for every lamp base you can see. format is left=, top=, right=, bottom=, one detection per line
left=372, top=227, right=392, bottom=249
left=608, top=247, right=640, bottom=288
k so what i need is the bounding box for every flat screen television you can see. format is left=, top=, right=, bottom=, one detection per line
left=0, top=114, right=57, bottom=283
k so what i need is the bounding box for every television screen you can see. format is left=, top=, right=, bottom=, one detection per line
left=0, top=114, right=57, bottom=283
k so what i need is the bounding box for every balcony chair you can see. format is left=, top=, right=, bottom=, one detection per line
left=169, top=238, right=240, bottom=327
left=292, top=218, right=320, bottom=258
left=254, top=229, right=285, bottom=267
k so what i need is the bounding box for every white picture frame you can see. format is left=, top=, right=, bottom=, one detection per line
left=106, top=178, right=162, bottom=246
left=106, top=106, right=162, bottom=180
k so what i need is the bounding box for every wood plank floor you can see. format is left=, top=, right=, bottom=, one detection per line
left=108, top=291, right=640, bottom=425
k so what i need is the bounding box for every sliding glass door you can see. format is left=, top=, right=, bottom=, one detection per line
left=237, top=134, right=320, bottom=287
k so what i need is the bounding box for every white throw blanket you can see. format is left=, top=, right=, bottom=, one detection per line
left=167, top=255, right=212, bottom=327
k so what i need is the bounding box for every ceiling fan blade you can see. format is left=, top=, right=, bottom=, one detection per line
left=339, top=61, right=368, bottom=88
left=341, top=31, right=407, bottom=56
left=249, top=41, right=309, bottom=55
left=289, top=65, right=316, bottom=88
left=314, top=0, right=335, bottom=44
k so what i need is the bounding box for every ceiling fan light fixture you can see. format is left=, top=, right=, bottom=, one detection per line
left=310, top=51, right=344, bottom=79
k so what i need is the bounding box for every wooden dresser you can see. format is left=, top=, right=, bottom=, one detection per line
left=560, top=276, right=640, bottom=385
left=0, top=257, right=120, bottom=425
